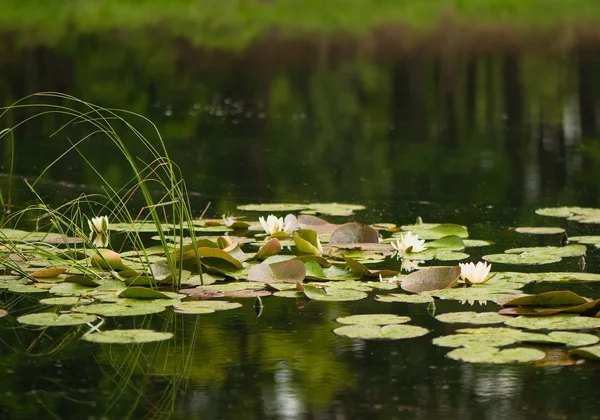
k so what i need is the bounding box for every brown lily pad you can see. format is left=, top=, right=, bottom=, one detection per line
left=401, top=266, right=461, bottom=293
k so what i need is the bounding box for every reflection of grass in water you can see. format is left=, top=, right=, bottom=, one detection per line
left=0, top=92, right=205, bottom=290
left=2, top=0, right=600, bottom=48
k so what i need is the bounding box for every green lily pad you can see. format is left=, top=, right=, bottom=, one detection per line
left=463, top=239, right=494, bottom=247
left=375, top=293, right=433, bottom=304
left=40, top=297, right=94, bottom=306
left=399, top=223, right=468, bottom=240
left=335, top=314, right=411, bottom=325
left=505, top=314, right=600, bottom=330
left=293, top=229, right=322, bottom=254
left=333, top=324, right=429, bottom=340
left=515, top=227, right=565, bottom=234
left=569, top=345, right=600, bottom=360
left=91, top=249, right=129, bottom=271
left=117, top=287, right=173, bottom=300
left=82, top=329, right=173, bottom=344
left=300, top=203, right=365, bottom=216
left=401, top=266, right=460, bottom=293
left=17, top=312, right=97, bottom=327
left=304, top=260, right=327, bottom=280
left=433, top=334, right=522, bottom=348
left=303, top=284, right=367, bottom=301
left=49, top=282, right=96, bottom=296
left=426, top=235, right=465, bottom=250
left=64, top=275, right=101, bottom=287
left=237, top=203, right=309, bottom=212
left=187, top=282, right=265, bottom=292
left=447, top=346, right=546, bottom=364
left=173, top=301, right=242, bottom=314
left=536, top=331, right=599, bottom=347
left=31, top=267, right=66, bottom=278
left=505, top=244, right=586, bottom=258
left=424, top=287, right=522, bottom=303
left=343, top=256, right=399, bottom=278
left=110, top=222, right=170, bottom=232
left=8, top=284, right=48, bottom=293
left=482, top=253, right=561, bottom=265
left=436, top=311, right=511, bottom=324
left=273, top=291, right=305, bottom=298
left=535, top=207, right=574, bottom=217
left=73, top=303, right=166, bottom=317
left=248, top=260, right=306, bottom=283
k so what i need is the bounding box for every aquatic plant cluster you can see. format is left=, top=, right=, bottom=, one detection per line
left=3, top=201, right=600, bottom=363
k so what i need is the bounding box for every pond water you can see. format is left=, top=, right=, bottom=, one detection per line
left=3, top=18, right=600, bottom=420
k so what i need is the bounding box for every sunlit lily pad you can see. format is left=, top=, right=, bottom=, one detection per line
left=173, top=301, right=242, bottom=314
left=505, top=244, right=586, bottom=258
left=17, top=312, right=97, bottom=327
left=248, top=260, right=306, bottom=283
left=436, top=311, right=511, bottom=324
left=482, top=253, right=561, bottom=265
left=535, top=207, right=574, bottom=217
left=49, top=282, right=96, bottom=296
left=447, top=346, right=545, bottom=364
left=300, top=203, right=366, bottom=216
left=31, top=267, right=66, bottom=278
left=40, top=297, right=94, bottom=306
left=110, top=222, right=170, bottom=232
left=303, top=284, right=367, bottom=301
left=273, top=291, right=305, bottom=298
left=424, top=287, right=522, bottom=303
left=426, top=235, right=465, bottom=250
left=117, top=287, right=173, bottom=300
left=500, top=291, right=589, bottom=307
left=335, top=314, right=410, bottom=325
left=333, top=324, right=429, bottom=340
left=569, top=345, right=600, bottom=360
left=505, top=314, right=600, bottom=330
left=73, top=303, right=166, bottom=317
left=401, top=266, right=460, bottom=293
left=375, top=293, right=433, bottom=304
left=535, top=331, right=599, bottom=347
left=433, top=334, right=521, bottom=348
left=82, top=329, right=173, bottom=344
left=463, top=239, right=494, bottom=247
left=398, top=223, right=468, bottom=240
left=8, top=284, right=48, bottom=293
left=91, top=249, right=129, bottom=271
left=515, top=227, right=565, bottom=234
left=254, top=238, right=282, bottom=260
left=237, top=203, right=309, bottom=212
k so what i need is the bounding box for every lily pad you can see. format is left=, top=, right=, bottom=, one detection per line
left=17, top=312, right=97, bottom=327
left=401, top=266, right=460, bottom=293
left=173, top=301, right=242, bottom=314
left=91, top=249, right=129, bottom=271
left=303, top=284, right=367, bottom=301
left=375, top=293, right=433, bottom=304
left=482, top=253, right=561, bottom=265
left=335, top=314, right=411, bottom=325
left=110, top=222, right=170, bottom=232
left=426, top=235, right=465, bottom=250
left=515, top=227, right=565, bottom=235
left=344, top=256, right=399, bottom=278
left=237, top=203, right=309, bottom=212
left=500, top=291, right=589, bottom=307
left=433, top=334, right=521, bottom=348
left=273, top=291, right=305, bottom=298
left=40, top=297, right=94, bottom=306
left=569, top=345, right=600, bottom=360
left=248, top=260, right=306, bottom=283
left=447, top=346, right=546, bottom=364
left=254, top=238, right=282, bottom=260
left=117, top=287, right=173, bottom=300
left=31, top=267, right=66, bottom=278
left=436, top=311, right=511, bottom=324
left=74, top=303, right=166, bottom=317
left=293, top=229, right=322, bottom=254
left=505, top=314, right=600, bottom=330
left=333, top=324, right=429, bottom=340
left=82, top=329, right=173, bottom=344
left=8, top=284, right=49, bottom=293
left=329, top=223, right=379, bottom=244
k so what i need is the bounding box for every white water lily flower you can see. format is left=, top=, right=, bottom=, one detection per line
left=258, top=215, right=295, bottom=235
left=391, top=232, right=427, bottom=254
left=401, top=258, right=422, bottom=273
left=459, top=261, right=492, bottom=285
left=88, top=216, right=109, bottom=234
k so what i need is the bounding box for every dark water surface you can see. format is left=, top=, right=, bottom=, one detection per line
left=3, top=27, right=600, bottom=419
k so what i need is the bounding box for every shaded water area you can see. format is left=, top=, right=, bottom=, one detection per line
left=4, top=16, right=600, bottom=420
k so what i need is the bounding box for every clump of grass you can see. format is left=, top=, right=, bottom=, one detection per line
left=0, top=92, right=204, bottom=290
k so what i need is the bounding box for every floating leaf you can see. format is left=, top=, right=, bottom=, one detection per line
left=274, top=291, right=305, bottom=298
left=375, top=293, right=433, bottom=304
left=91, top=249, right=129, bottom=271
left=17, top=312, right=97, bottom=327
left=8, top=284, right=48, bottom=293
left=505, top=245, right=586, bottom=258
left=329, top=223, right=379, bottom=244
left=65, top=275, right=101, bottom=287
left=82, top=329, right=173, bottom=344
left=535, top=207, right=574, bottom=217
left=401, top=266, right=460, bottom=293
left=482, top=253, right=561, bottom=265
left=49, top=282, right=96, bottom=296
left=31, top=267, right=66, bottom=278
left=304, top=260, right=326, bottom=280
left=343, top=256, right=399, bottom=278
left=569, top=345, right=600, bottom=360
left=303, top=284, right=367, bottom=301
left=433, top=334, right=521, bottom=348
left=535, top=331, right=599, bottom=347
left=255, top=238, right=282, bottom=260
left=173, top=301, right=242, bottom=314
left=436, top=311, right=511, bottom=324
left=426, top=236, right=465, bottom=250
left=248, top=260, right=306, bottom=283
left=424, top=287, right=522, bottom=303
left=447, top=346, right=546, bottom=364
left=463, top=239, right=494, bottom=247
left=515, top=227, right=565, bottom=234
left=333, top=324, right=429, bottom=340
left=110, top=222, right=170, bottom=232
left=74, top=303, right=166, bottom=317
left=501, top=291, right=589, bottom=307
left=301, top=203, right=365, bottom=216
left=505, top=314, right=600, bottom=330
left=335, top=314, right=410, bottom=325
left=117, top=287, right=173, bottom=300
left=40, top=297, right=93, bottom=306
left=293, top=229, right=322, bottom=254
left=238, top=203, right=309, bottom=212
